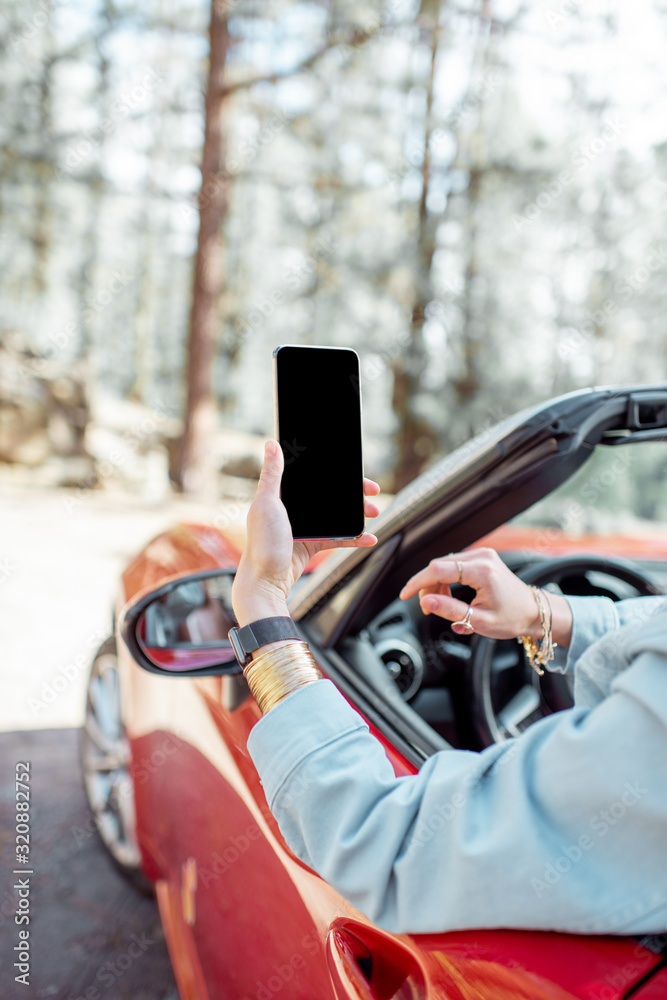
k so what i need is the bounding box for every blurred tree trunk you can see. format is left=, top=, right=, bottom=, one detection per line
left=174, top=1, right=230, bottom=494
left=129, top=41, right=172, bottom=405
left=452, top=1, right=493, bottom=423
left=76, top=8, right=113, bottom=361
left=173, top=8, right=344, bottom=494
left=32, top=39, right=55, bottom=294
left=390, top=11, right=441, bottom=493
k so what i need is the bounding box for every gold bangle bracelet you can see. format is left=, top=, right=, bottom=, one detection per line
left=518, top=586, right=555, bottom=676
left=243, top=640, right=322, bottom=714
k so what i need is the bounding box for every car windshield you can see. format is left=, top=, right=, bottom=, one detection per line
left=500, top=440, right=667, bottom=580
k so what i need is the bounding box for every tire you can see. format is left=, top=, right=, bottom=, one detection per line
left=80, top=635, right=153, bottom=894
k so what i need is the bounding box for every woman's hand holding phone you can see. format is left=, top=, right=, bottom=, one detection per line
left=231, top=440, right=380, bottom=629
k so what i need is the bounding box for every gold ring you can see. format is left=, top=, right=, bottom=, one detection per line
left=456, top=560, right=463, bottom=585
left=452, top=606, right=474, bottom=635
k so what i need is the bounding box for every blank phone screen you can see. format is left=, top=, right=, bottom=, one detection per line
left=275, top=345, right=365, bottom=539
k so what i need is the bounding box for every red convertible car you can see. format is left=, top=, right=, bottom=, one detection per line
left=81, top=385, right=667, bottom=999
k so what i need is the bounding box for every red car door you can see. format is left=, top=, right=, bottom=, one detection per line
left=125, top=664, right=337, bottom=1000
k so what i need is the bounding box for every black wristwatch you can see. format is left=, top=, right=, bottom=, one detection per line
left=228, top=616, right=301, bottom=669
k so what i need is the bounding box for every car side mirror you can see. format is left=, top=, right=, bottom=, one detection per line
left=121, top=569, right=242, bottom=676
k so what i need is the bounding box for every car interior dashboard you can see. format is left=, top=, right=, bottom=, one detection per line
left=335, top=549, right=667, bottom=753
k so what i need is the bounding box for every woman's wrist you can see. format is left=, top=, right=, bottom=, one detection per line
left=233, top=602, right=290, bottom=628
left=520, top=588, right=572, bottom=648
left=231, top=571, right=290, bottom=629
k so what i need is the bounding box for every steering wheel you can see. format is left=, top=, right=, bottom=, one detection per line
left=468, top=554, right=663, bottom=747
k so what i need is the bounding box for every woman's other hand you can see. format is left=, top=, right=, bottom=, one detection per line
left=399, top=547, right=573, bottom=645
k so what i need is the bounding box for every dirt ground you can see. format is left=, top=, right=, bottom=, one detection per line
left=0, top=481, right=247, bottom=1000
left=0, top=481, right=245, bottom=732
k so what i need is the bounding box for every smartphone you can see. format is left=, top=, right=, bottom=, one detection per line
left=273, top=344, right=365, bottom=539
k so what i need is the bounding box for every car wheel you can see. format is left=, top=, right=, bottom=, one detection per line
left=80, top=635, right=152, bottom=893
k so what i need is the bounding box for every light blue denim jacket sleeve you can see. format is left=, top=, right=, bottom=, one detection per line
left=247, top=595, right=667, bottom=934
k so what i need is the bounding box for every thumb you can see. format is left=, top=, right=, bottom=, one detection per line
left=257, top=439, right=284, bottom=495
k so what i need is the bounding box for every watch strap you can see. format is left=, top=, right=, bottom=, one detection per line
left=228, top=616, right=301, bottom=667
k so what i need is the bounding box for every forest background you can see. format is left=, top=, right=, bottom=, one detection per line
left=4, top=0, right=667, bottom=501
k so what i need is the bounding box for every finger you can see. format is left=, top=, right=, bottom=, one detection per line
left=256, top=439, right=284, bottom=496
left=419, top=593, right=491, bottom=632
left=419, top=592, right=471, bottom=618
left=363, top=478, right=381, bottom=496
left=400, top=555, right=486, bottom=600
left=418, top=582, right=451, bottom=601
left=315, top=532, right=378, bottom=550
left=399, top=562, right=459, bottom=599
left=363, top=499, right=380, bottom=518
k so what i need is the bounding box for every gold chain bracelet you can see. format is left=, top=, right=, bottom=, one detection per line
left=243, top=640, right=322, bottom=714
left=518, top=585, right=556, bottom=676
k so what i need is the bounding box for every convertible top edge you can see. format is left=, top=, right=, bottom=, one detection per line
left=288, top=384, right=667, bottom=622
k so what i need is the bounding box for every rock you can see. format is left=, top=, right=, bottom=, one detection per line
left=47, top=411, right=80, bottom=455
left=39, top=455, right=98, bottom=488
left=215, top=427, right=265, bottom=480
left=8, top=429, right=52, bottom=466
left=0, top=333, right=91, bottom=471
left=220, top=453, right=262, bottom=479
left=89, top=390, right=182, bottom=446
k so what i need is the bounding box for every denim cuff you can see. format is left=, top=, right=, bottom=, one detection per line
left=558, top=595, right=620, bottom=674
left=247, top=679, right=368, bottom=808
